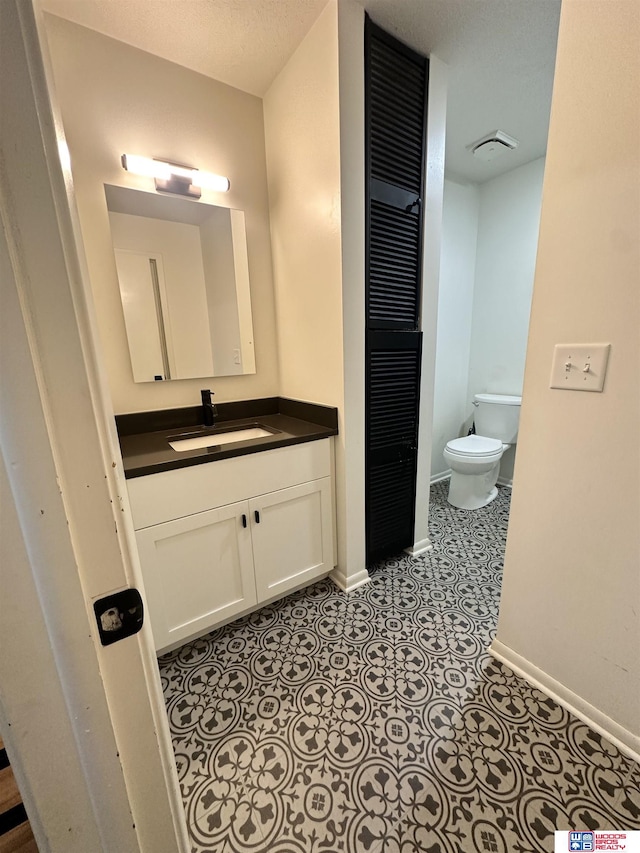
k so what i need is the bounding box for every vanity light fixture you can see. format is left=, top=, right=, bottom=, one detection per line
left=121, top=154, right=230, bottom=198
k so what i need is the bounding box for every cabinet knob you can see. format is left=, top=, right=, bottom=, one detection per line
left=254, top=510, right=260, bottom=524
left=241, top=514, right=247, bottom=528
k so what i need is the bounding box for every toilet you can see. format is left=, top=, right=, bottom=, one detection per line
left=443, top=393, right=522, bottom=510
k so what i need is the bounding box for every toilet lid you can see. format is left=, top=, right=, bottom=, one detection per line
left=446, top=435, right=503, bottom=457
left=474, top=393, right=522, bottom=406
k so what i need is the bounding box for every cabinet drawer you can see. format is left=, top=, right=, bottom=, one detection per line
left=128, top=439, right=331, bottom=529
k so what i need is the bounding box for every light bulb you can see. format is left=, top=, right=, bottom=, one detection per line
left=121, top=154, right=171, bottom=180
left=191, top=171, right=230, bottom=192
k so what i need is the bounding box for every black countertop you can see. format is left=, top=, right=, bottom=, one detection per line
left=116, top=397, right=338, bottom=479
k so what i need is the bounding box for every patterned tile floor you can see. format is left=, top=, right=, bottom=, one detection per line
left=159, top=482, right=640, bottom=853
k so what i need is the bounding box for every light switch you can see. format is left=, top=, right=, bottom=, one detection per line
left=550, top=343, right=610, bottom=391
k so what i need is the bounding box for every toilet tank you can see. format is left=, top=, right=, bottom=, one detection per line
left=474, top=393, right=522, bottom=444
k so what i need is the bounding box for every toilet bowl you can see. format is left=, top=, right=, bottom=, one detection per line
left=443, top=435, right=506, bottom=510
left=443, top=393, right=522, bottom=510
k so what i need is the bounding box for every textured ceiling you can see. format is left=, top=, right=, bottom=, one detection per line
left=41, top=0, right=561, bottom=184
left=41, top=0, right=329, bottom=96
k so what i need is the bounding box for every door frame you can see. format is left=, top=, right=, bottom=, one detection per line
left=0, top=2, right=188, bottom=849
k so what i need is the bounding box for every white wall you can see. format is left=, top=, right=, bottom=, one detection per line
left=263, top=0, right=370, bottom=590
left=467, top=157, right=545, bottom=398
left=430, top=178, right=479, bottom=477
left=494, top=0, right=640, bottom=759
left=412, top=55, right=448, bottom=551
left=430, top=159, right=544, bottom=480
left=264, top=1, right=370, bottom=589
left=44, top=15, right=278, bottom=413
left=468, top=156, right=545, bottom=480
left=263, top=1, right=343, bottom=410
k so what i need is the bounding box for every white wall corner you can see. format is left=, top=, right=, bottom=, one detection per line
left=430, top=179, right=479, bottom=477
left=404, top=538, right=433, bottom=557
left=329, top=566, right=370, bottom=593
left=496, top=476, right=513, bottom=488
left=335, top=0, right=368, bottom=588
left=414, top=53, right=448, bottom=545
left=490, top=640, right=640, bottom=764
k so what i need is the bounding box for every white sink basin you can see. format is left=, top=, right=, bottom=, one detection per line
left=169, top=427, right=274, bottom=452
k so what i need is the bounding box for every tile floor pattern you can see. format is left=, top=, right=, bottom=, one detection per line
left=159, top=482, right=640, bottom=853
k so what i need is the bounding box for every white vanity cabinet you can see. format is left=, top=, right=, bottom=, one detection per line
left=126, top=439, right=334, bottom=653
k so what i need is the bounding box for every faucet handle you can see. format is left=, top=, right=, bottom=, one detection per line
left=201, top=389, right=216, bottom=427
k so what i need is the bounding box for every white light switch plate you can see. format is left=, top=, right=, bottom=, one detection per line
left=550, top=343, right=611, bottom=391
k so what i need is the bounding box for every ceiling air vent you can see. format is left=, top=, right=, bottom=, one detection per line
left=469, top=130, right=519, bottom=162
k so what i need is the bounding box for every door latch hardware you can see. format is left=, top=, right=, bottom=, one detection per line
left=94, top=588, right=144, bottom=646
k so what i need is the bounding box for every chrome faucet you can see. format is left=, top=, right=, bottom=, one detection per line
left=201, top=389, right=217, bottom=427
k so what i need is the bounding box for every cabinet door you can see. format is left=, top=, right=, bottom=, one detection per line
left=136, top=501, right=256, bottom=652
left=250, top=478, right=333, bottom=602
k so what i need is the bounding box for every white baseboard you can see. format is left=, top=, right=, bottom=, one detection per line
left=434, top=471, right=512, bottom=488
left=433, top=471, right=513, bottom=488
left=490, top=639, right=640, bottom=764
left=497, top=476, right=513, bottom=488
left=404, top=538, right=433, bottom=557
left=329, top=566, right=370, bottom=593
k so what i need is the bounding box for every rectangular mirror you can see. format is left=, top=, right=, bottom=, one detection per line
left=105, top=184, right=256, bottom=382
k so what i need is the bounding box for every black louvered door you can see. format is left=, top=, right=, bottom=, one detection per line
left=365, top=18, right=428, bottom=563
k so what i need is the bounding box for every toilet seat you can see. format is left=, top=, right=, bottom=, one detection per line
left=445, top=435, right=503, bottom=458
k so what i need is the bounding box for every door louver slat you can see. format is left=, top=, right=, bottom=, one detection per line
left=369, top=350, right=420, bottom=450
left=371, top=114, right=424, bottom=143
left=369, top=200, right=420, bottom=327
left=369, top=38, right=426, bottom=193
left=367, top=460, right=416, bottom=556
